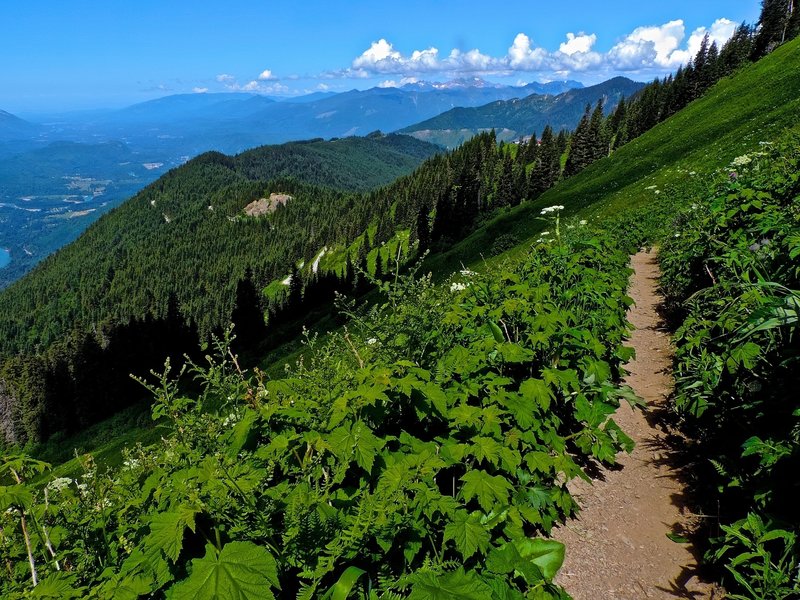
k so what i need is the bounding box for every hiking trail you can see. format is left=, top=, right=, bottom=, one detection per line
left=553, top=250, right=718, bottom=599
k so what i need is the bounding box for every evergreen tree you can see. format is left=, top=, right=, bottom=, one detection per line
left=753, top=0, right=798, bottom=58
left=564, top=104, right=592, bottom=177
left=494, top=152, right=515, bottom=207
left=414, top=204, right=431, bottom=255
left=231, top=268, right=268, bottom=350
left=587, top=99, right=609, bottom=161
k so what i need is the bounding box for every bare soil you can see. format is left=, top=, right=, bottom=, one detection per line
left=553, top=250, right=719, bottom=599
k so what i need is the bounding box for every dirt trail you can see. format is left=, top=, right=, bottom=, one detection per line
left=553, top=251, right=717, bottom=599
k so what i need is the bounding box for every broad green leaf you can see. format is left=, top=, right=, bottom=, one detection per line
left=226, top=409, right=258, bottom=457
left=519, top=378, right=552, bottom=412
left=168, top=542, right=279, bottom=600
left=470, top=436, right=502, bottom=466
left=322, top=566, right=367, bottom=600
left=31, top=572, right=85, bottom=598
left=443, top=511, right=491, bottom=559
left=328, top=420, right=384, bottom=472
left=486, top=538, right=565, bottom=583
left=409, top=568, right=493, bottom=600
left=146, top=506, right=198, bottom=562
left=460, top=470, right=513, bottom=512
left=488, top=322, right=505, bottom=343
left=0, top=485, right=32, bottom=511
left=513, top=538, right=566, bottom=580
left=500, top=392, right=537, bottom=430
left=422, top=382, right=450, bottom=416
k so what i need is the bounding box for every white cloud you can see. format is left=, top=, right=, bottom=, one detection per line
left=192, top=87, right=209, bottom=93
left=378, top=79, right=398, bottom=88
left=559, top=32, right=597, bottom=56
left=341, top=18, right=738, bottom=81
left=216, top=73, right=235, bottom=83
left=258, top=69, right=275, bottom=81
left=608, top=18, right=737, bottom=70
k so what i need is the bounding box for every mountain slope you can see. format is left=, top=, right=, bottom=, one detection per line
left=0, top=133, right=439, bottom=351
left=400, top=77, right=645, bottom=148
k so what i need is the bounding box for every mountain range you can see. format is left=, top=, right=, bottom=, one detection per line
left=401, top=77, right=645, bottom=148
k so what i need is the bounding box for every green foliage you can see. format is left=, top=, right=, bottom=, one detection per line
left=0, top=226, right=638, bottom=599
left=658, top=130, right=800, bottom=598
left=169, top=542, right=279, bottom=600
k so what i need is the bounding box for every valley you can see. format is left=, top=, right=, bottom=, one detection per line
left=0, top=78, right=599, bottom=287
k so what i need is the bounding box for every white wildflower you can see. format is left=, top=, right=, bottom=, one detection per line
left=540, top=231, right=551, bottom=236
left=459, top=268, right=476, bottom=277
left=689, top=171, right=697, bottom=176
left=46, top=477, right=73, bottom=493
left=731, top=154, right=752, bottom=167
left=450, top=282, right=467, bottom=292
left=366, top=337, right=377, bottom=345
left=540, top=205, right=565, bottom=215
left=655, top=190, right=661, bottom=195
left=122, top=458, right=140, bottom=471
left=579, top=220, right=588, bottom=226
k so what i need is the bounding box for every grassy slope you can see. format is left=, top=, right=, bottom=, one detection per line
left=37, top=39, right=800, bottom=473
left=425, top=37, right=800, bottom=276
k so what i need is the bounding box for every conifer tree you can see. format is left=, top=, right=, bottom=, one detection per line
left=564, top=104, right=592, bottom=177
left=753, top=0, right=798, bottom=58
left=231, top=268, right=268, bottom=350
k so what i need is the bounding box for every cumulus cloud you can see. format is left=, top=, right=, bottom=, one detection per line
left=192, top=87, right=209, bottom=93
left=608, top=18, right=737, bottom=70
left=342, top=18, right=737, bottom=80
left=216, top=73, right=235, bottom=83
left=559, top=32, right=597, bottom=56
left=258, top=69, right=275, bottom=81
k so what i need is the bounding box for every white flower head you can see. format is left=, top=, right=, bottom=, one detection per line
left=540, top=205, right=565, bottom=215
left=731, top=154, right=752, bottom=167
left=46, top=477, right=73, bottom=493
left=540, top=231, right=551, bottom=236
left=579, top=220, right=588, bottom=226
left=366, top=337, right=377, bottom=345
left=450, top=282, right=467, bottom=292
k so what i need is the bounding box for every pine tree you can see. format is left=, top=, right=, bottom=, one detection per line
left=564, top=104, right=592, bottom=177
left=414, top=204, right=431, bottom=255
left=231, top=268, right=268, bottom=350
left=753, top=0, right=797, bottom=58
left=587, top=99, right=609, bottom=161
left=494, top=152, right=515, bottom=207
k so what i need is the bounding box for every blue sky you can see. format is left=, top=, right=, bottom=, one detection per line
left=0, top=1, right=761, bottom=113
